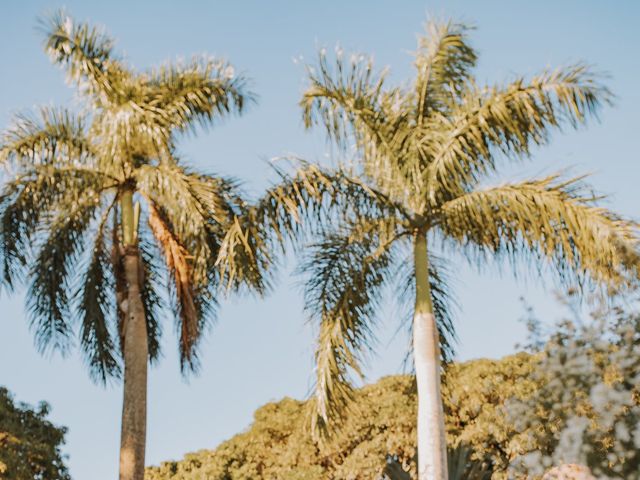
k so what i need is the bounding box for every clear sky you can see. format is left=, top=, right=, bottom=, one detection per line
left=0, top=1, right=638, bottom=479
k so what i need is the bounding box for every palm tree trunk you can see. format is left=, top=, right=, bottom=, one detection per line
left=119, top=190, right=148, bottom=480
left=413, top=230, right=448, bottom=480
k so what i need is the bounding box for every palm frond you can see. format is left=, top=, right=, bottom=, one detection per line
left=439, top=174, right=640, bottom=287
left=77, top=202, right=121, bottom=383
left=146, top=57, right=254, bottom=133
left=136, top=162, right=240, bottom=282
left=216, top=212, right=272, bottom=296
left=300, top=224, right=396, bottom=439
left=300, top=52, right=427, bottom=207
left=220, top=161, right=406, bottom=294
left=42, top=10, right=132, bottom=102
left=424, top=64, right=612, bottom=201
left=259, top=161, right=404, bottom=245
left=301, top=50, right=390, bottom=151
left=27, top=193, right=103, bottom=355
left=414, top=20, right=477, bottom=118
left=147, top=202, right=200, bottom=370
left=0, top=166, right=111, bottom=288
left=0, top=107, right=93, bottom=166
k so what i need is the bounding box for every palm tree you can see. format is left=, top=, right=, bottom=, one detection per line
left=248, top=22, right=639, bottom=480
left=0, top=12, right=264, bottom=480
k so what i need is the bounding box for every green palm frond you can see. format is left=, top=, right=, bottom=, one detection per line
left=267, top=161, right=405, bottom=240
left=439, top=174, right=640, bottom=286
left=220, top=160, right=407, bottom=293
left=42, top=10, right=132, bottom=102
left=77, top=203, right=121, bottom=383
left=216, top=212, right=272, bottom=295
left=424, top=65, right=612, bottom=201
left=301, top=50, right=390, bottom=150
left=300, top=54, right=418, bottom=201
left=28, top=193, right=103, bottom=354
left=146, top=57, right=254, bottom=133
left=0, top=107, right=92, bottom=166
left=135, top=162, right=240, bottom=226
left=300, top=222, right=397, bottom=438
left=414, top=20, right=477, bottom=117
left=396, top=252, right=458, bottom=363
left=0, top=166, right=111, bottom=288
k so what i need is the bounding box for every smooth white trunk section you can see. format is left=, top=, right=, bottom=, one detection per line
left=413, top=232, right=448, bottom=480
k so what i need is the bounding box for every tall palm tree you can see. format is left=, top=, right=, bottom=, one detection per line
left=243, top=22, right=640, bottom=480
left=0, top=12, right=264, bottom=480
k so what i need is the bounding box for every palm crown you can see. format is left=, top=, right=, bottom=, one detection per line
left=253, top=21, right=640, bottom=444
left=0, top=11, right=262, bottom=382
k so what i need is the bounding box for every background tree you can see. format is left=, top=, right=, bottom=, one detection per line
left=0, top=11, right=262, bottom=480
left=509, top=292, right=640, bottom=478
left=251, top=20, right=640, bottom=480
left=143, top=353, right=537, bottom=480
left=0, top=387, right=70, bottom=480
left=144, top=294, right=640, bottom=480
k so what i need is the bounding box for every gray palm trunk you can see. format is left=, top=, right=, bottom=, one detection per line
left=118, top=190, right=148, bottom=480
left=413, top=231, right=448, bottom=480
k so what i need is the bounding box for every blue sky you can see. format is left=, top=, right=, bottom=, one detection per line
left=0, top=1, right=638, bottom=479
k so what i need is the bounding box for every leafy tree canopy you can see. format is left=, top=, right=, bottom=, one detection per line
left=145, top=353, right=537, bottom=480
left=0, top=388, right=70, bottom=480
left=146, top=294, right=640, bottom=479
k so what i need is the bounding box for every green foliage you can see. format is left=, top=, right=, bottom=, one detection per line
left=146, top=302, right=640, bottom=480
left=0, top=387, right=70, bottom=480
left=145, top=354, right=540, bottom=480
left=509, top=294, right=640, bottom=478
left=0, top=11, right=260, bottom=381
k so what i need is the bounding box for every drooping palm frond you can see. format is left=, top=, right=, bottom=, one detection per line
left=77, top=202, right=121, bottom=383
left=42, top=10, right=132, bottom=103
left=136, top=163, right=239, bottom=279
left=271, top=161, right=404, bottom=240
left=414, top=20, right=477, bottom=118
left=0, top=108, right=93, bottom=166
left=423, top=65, right=612, bottom=201
left=138, top=161, right=241, bottom=371
left=216, top=212, right=273, bottom=296
left=27, top=192, right=103, bottom=355
left=147, top=202, right=201, bottom=370
left=0, top=166, right=112, bottom=288
left=300, top=222, right=398, bottom=438
left=146, top=57, right=254, bottom=134
left=439, top=174, right=640, bottom=287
